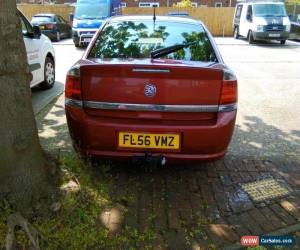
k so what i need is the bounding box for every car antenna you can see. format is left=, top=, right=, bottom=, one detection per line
left=153, top=6, right=156, bottom=31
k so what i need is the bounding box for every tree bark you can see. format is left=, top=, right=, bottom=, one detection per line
left=0, top=1, right=50, bottom=212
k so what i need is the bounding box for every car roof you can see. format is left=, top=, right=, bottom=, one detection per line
left=108, top=15, right=201, bottom=25
left=238, top=1, right=284, bottom=4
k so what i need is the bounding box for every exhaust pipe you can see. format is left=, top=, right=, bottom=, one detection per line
left=131, top=153, right=167, bottom=167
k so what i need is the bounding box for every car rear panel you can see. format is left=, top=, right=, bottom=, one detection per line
left=80, top=59, right=223, bottom=123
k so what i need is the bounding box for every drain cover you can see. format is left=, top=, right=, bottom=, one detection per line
left=242, top=178, right=289, bottom=202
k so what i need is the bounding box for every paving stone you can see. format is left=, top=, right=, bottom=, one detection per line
left=190, top=193, right=204, bottom=215
left=260, top=206, right=286, bottom=230
left=215, top=160, right=226, bottom=171
left=153, top=177, right=167, bottom=231
left=200, top=184, right=214, bottom=203
left=212, top=178, right=224, bottom=194
left=229, top=188, right=254, bottom=213
left=270, top=204, right=296, bottom=225
left=138, top=177, right=153, bottom=232
left=164, top=229, right=188, bottom=250
left=238, top=212, right=263, bottom=235
left=227, top=215, right=252, bottom=236
left=230, top=172, right=243, bottom=184
left=153, top=233, right=166, bottom=250
left=239, top=171, right=253, bottom=183
left=215, top=192, right=232, bottom=217
left=168, top=208, right=181, bottom=229
left=207, top=220, right=239, bottom=246
left=280, top=200, right=300, bottom=221
left=249, top=208, right=275, bottom=233
left=219, top=171, right=232, bottom=186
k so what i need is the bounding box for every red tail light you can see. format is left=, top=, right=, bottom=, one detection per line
left=220, top=68, right=238, bottom=105
left=65, top=65, right=82, bottom=101
left=45, top=24, right=54, bottom=29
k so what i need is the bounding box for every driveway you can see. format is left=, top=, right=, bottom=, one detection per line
left=36, top=38, right=300, bottom=249
left=216, top=38, right=300, bottom=161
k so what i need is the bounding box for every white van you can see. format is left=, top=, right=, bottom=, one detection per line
left=233, top=0, right=290, bottom=44
left=18, top=10, right=56, bottom=89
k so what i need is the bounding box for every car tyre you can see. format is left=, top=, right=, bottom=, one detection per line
left=39, top=57, right=55, bottom=90
left=234, top=27, right=240, bottom=39
left=280, top=40, right=286, bottom=45
left=248, top=30, right=255, bottom=44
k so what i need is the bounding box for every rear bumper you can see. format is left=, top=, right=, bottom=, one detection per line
left=253, top=31, right=289, bottom=41
left=65, top=105, right=237, bottom=162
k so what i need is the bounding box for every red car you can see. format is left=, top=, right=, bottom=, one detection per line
left=65, top=16, right=238, bottom=164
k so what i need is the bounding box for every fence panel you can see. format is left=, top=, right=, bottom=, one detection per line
left=17, top=5, right=235, bottom=36
left=123, top=7, right=235, bottom=36
left=17, top=4, right=74, bottom=22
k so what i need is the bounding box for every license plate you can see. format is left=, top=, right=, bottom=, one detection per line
left=83, top=38, right=92, bottom=42
left=118, top=132, right=180, bottom=150
left=39, top=25, right=45, bottom=30
left=269, top=33, right=280, bottom=38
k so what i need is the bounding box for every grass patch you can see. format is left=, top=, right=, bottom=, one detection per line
left=0, top=153, right=155, bottom=250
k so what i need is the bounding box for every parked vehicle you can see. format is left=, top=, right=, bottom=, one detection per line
left=19, top=10, right=56, bottom=89
left=233, top=0, right=290, bottom=44
left=71, top=0, right=121, bottom=47
left=289, top=14, right=300, bottom=40
left=65, top=16, right=238, bottom=163
left=31, top=14, right=72, bottom=42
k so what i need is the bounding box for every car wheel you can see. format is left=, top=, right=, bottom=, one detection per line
left=234, top=27, right=240, bottom=39
left=248, top=30, right=255, bottom=44
left=75, top=42, right=80, bottom=48
left=39, top=57, right=55, bottom=90
left=280, top=40, right=286, bottom=45
left=54, top=31, right=61, bottom=42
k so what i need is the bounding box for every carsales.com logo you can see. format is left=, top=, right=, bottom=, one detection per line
left=240, top=236, right=259, bottom=246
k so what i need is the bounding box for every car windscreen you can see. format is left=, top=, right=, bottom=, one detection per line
left=32, top=16, right=54, bottom=23
left=74, top=0, right=109, bottom=19
left=253, top=4, right=287, bottom=17
left=88, top=20, right=217, bottom=62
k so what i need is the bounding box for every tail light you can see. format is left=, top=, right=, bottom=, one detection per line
left=65, top=65, right=82, bottom=107
left=219, top=68, right=238, bottom=112
left=45, top=24, right=55, bottom=29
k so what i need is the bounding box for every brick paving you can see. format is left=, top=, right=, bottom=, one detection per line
left=37, top=96, right=300, bottom=249
left=107, top=157, right=300, bottom=249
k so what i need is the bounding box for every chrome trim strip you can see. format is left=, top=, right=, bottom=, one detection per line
left=65, top=98, right=83, bottom=108
left=132, top=68, right=170, bottom=73
left=65, top=98, right=237, bottom=113
left=84, top=101, right=219, bottom=112
left=218, top=103, right=237, bottom=112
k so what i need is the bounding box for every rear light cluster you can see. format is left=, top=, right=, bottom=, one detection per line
left=219, top=67, right=238, bottom=112
left=45, top=24, right=55, bottom=29
left=65, top=65, right=82, bottom=106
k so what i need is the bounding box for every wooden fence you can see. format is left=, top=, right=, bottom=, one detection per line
left=17, top=4, right=235, bottom=36
left=17, top=4, right=74, bottom=23
left=123, top=7, right=235, bottom=36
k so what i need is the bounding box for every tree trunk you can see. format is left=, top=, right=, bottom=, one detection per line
left=0, top=1, right=50, bottom=212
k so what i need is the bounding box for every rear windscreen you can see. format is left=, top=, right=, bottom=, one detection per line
left=88, top=20, right=217, bottom=62
left=32, top=16, right=53, bottom=23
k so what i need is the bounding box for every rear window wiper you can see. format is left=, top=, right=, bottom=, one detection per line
left=150, top=41, right=198, bottom=59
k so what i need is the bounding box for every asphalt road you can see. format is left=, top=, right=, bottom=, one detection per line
left=31, top=41, right=84, bottom=114
left=33, top=37, right=300, bottom=159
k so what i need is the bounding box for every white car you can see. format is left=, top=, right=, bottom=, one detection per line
left=18, top=10, right=55, bottom=89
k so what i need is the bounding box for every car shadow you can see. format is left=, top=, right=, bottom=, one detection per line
left=238, top=37, right=300, bottom=48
